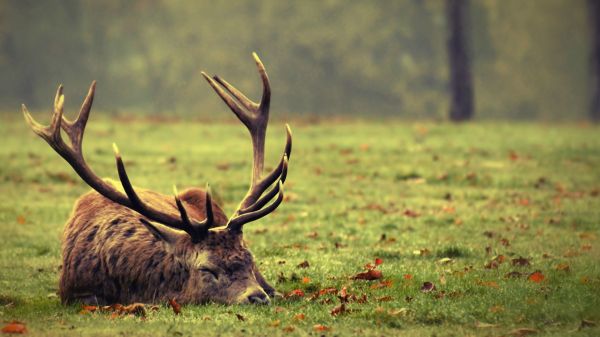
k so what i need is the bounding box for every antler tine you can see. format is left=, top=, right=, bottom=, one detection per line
left=201, top=72, right=253, bottom=129
left=252, top=52, right=271, bottom=113
left=23, top=84, right=65, bottom=146
left=173, top=185, right=193, bottom=229
left=239, top=154, right=287, bottom=214
left=228, top=181, right=284, bottom=232
left=61, top=81, right=96, bottom=152
left=203, top=184, right=214, bottom=228
left=212, top=76, right=258, bottom=112
left=113, top=143, right=201, bottom=238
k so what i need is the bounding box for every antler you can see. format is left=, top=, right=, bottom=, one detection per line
left=22, top=82, right=213, bottom=242
left=202, top=53, right=292, bottom=232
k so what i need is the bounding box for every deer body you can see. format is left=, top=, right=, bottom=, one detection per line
left=25, top=53, right=291, bottom=305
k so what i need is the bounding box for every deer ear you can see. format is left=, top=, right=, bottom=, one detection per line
left=139, top=218, right=186, bottom=244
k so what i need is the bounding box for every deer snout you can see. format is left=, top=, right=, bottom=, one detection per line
left=239, top=288, right=270, bottom=305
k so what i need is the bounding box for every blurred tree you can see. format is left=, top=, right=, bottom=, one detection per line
left=446, top=0, right=473, bottom=121
left=588, top=0, right=600, bottom=123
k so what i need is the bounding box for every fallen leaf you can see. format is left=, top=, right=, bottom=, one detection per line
left=282, top=325, right=295, bottom=333
left=236, top=313, right=246, bottom=321
left=403, top=274, right=413, bottom=280
left=330, top=303, right=346, bottom=316
left=374, top=258, right=383, bottom=265
left=483, top=231, right=496, bottom=238
left=168, top=299, right=181, bottom=315
left=338, top=287, right=349, bottom=303
left=293, top=313, right=305, bottom=321
left=485, top=261, right=499, bottom=269
left=420, top=281, right=435, bottom=293
left=351, top=269, right=382, bottom=281
left=489, top=305, right=504, bottom=313
left=509, top=327, right=538, bottom=336
left=81, top=305, right=98, bottom=313
left=319, top=288, right=338, bottom=296
left=306, top=232, right=319, bottom=239
left=412, top=248, right=431, bottom=256
left=512, top=257, right=531, bottom=266
left=302, top=277, right=311, bottom=284
left=286, top=289, right=305, bottom=298
left=580, top=319, right=596, bottom=329
left=1, top=321, right=27, bottom=334
left=16, top=215, right=26, bottom=225
left=377, top=296, right=393, bottom=302
left=438, top=257, right=453, bottom=265
left=477, top=280, right=499, bottom=288
left=269, top=319, right=280, bottom=327
left=122, top=303, right=146, bottom=317
left=313, top=324, right=330, bottom=331
left=555, top=263, right=570, bottom=272
left=505, top=271, right=523, bottom=278
left=528, top=271, right=545, bottom=283
left=403, top=209, right=420, bottom=217
left=388, top=308, right=410, bottom=317
left=370, top=280, right=393, bottom=289
left=475, top=321, right=499, bottom=329
left=297, top=260, right=310, bottom=269
left=216, top=162, right=230, bottom=171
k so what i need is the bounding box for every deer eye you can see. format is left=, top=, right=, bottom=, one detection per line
left=199, top=268, right=219, bottom=280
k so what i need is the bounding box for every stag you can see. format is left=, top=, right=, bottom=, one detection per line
left=23, top=53, right=291, bottom=305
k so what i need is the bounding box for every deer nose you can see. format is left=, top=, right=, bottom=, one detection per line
left=247, top=290, right=270, bottom=305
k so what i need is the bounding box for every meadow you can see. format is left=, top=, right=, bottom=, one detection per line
left=0, top=116, right=599, bottom=336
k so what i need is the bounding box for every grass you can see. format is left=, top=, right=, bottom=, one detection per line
left=0, top=115, right=599, bottom=336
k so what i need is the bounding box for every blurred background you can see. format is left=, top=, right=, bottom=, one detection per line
left=0, top=0, right=596, bottom=121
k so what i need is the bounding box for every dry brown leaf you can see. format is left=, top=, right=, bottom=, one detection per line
left=330, top=303, right=346, bottom=316
left=313, top=324, right=330, bottom=331
left=1, top=321, right=27, bottom=334
left=282, top=325, right=295, bottom=333
left=168, top=299, right=181, bottom=315
left=351, top=269, right=382, bottom=281
left=297, top=260, right=310, bottom=269
left=528, top=271, right=545, bottom=283
left=512, top=257, right=531, bottom=266
left=509, top=327, right=538, bottom=336
left=420, top=281, right=435, bottom=293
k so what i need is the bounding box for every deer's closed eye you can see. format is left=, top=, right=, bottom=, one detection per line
left=200, top=268, right=219, bottom=280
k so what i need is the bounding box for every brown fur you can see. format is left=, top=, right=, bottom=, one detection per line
left=60, top=184, right=274, bottom=305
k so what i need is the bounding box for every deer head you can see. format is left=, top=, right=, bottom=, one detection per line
left=23, top=53, right=292, bottom=305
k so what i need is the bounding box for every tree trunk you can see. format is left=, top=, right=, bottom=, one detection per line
left=588, top=0, right=600, bottom=123
left=446, top=0, right=473, bottom=122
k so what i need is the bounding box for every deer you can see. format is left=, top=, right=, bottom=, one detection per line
left=22, top=53, right=292, bottom=305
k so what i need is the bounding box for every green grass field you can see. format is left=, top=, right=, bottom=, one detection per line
left=1, top=116, right=599, bottom=336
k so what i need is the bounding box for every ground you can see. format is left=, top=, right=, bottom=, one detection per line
left=0, top=116, right=599, bottom=336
